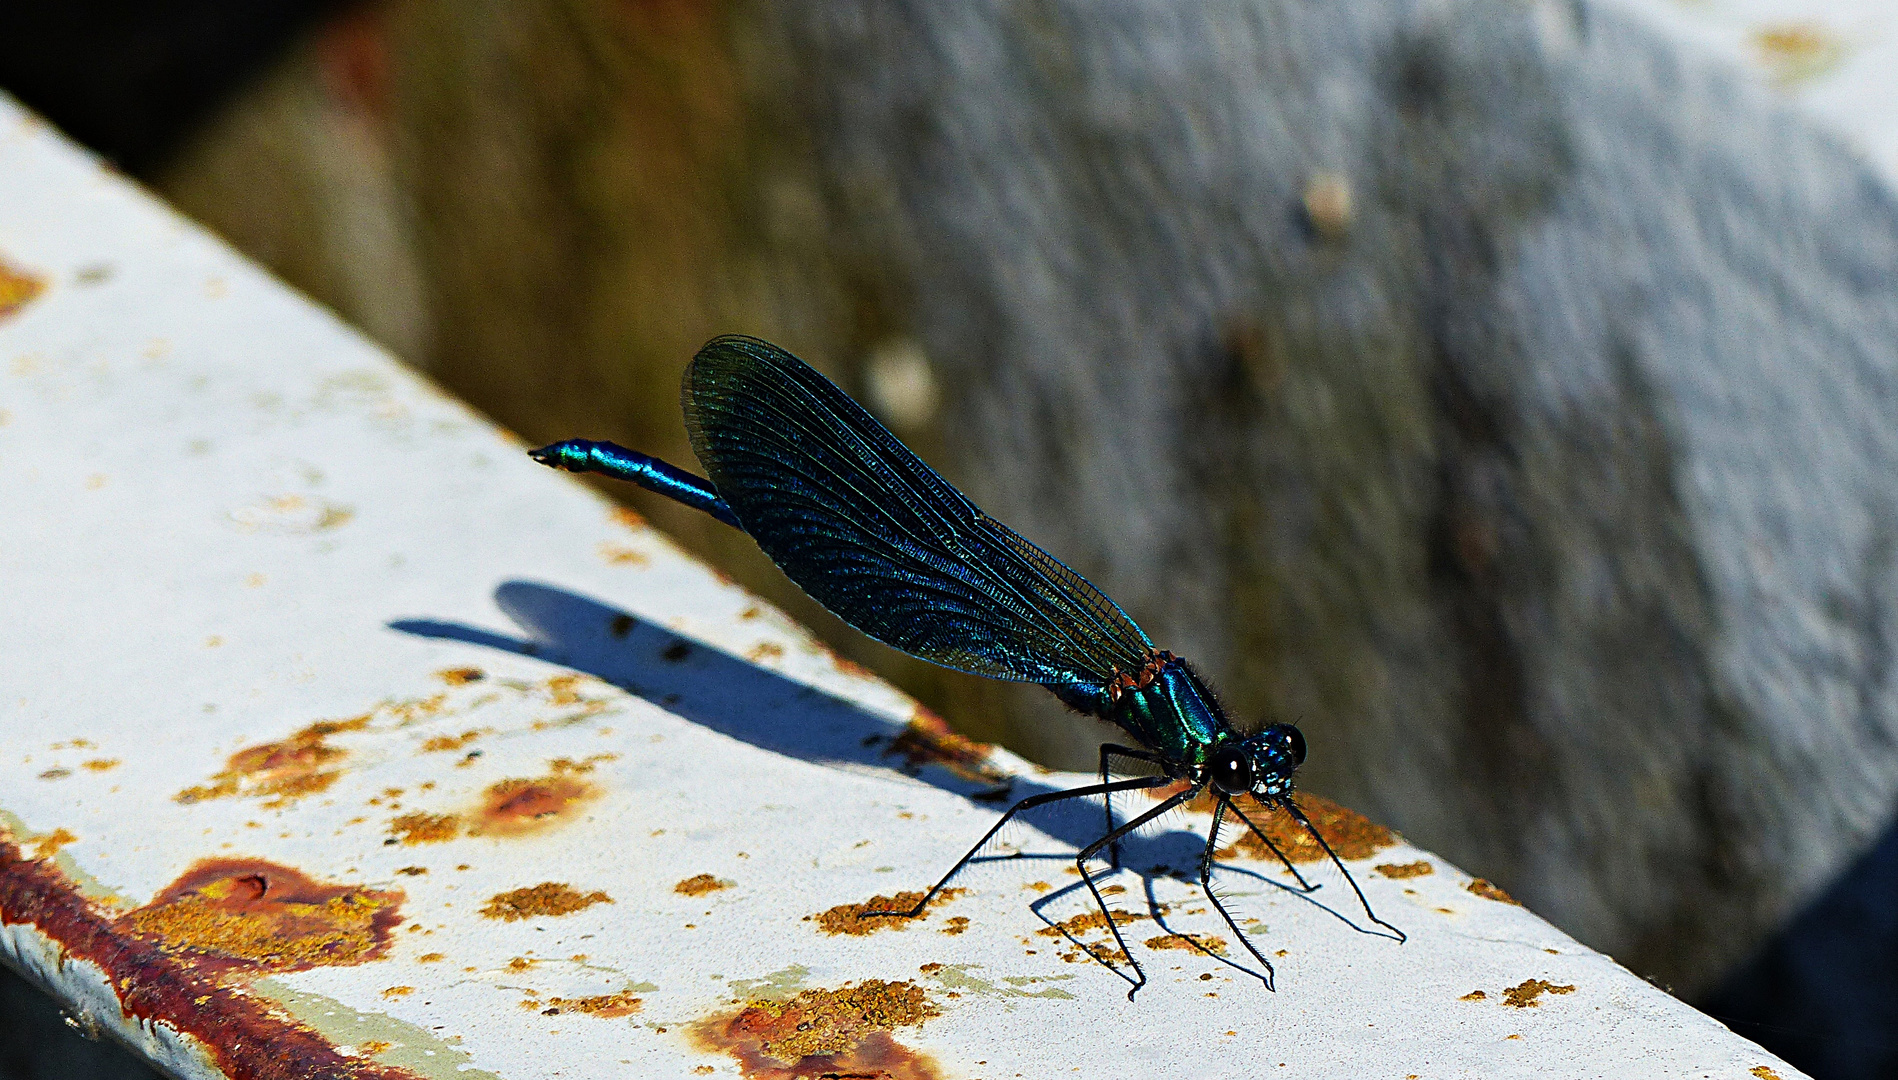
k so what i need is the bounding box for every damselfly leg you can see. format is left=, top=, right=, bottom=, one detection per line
left=863, top=776, right=1173, bottom=920
left=1097, top=743, right=1172, bottom=870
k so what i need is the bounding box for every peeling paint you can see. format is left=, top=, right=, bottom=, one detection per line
left=1467, top=879, right=1521, bottom=905
left=478, top=882, right=612, bottom=922
left=0, top=839, right=424, bottom=1080
left=674, top=874, right=732, bottom=897
left=469, top=772, right=597, bottom=837
left=691, top=980, right=941, bottom=1080
left=117, top=858, right=403, bottom=976
left=0, top=257, right=44, bottom=321
left=1205, top=792, right=1397, bottom=863
left=1501, top=979, right=1577, bottom=1008
left=176, top=716, right=369, bottom=807
left=808, top=889, right=963, bottom=936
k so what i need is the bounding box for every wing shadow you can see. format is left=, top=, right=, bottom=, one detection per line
left=389, top=580, right=1277, bottom=898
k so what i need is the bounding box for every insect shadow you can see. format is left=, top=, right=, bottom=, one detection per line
left=390, top=580, right=1381, bottom=963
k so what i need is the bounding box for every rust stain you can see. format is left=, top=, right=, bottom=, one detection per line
left=611, top=506, right=647, bottom=530
left=420, top=730, right=483, bottom=753
left=808, top=889, right=963, bottom=936
left=117, top=858, right=403, bottom=976
left=1460, top=989, right=1487, bottom=1001
left=599, top=542, right=650, bottom=566
left=675, top=874, right=732, bottom=897
left=744, top=642, right=785, bottom=663
left=81, top=759, right=121, bottom=772
left=479, top=882, right=613, bottom=922
left=1752, top=23, right=1846, bottom=84
left=471, top=771, right=597, bottom=836
left=0, top=259, right=45, bottom=321
left=1467, top=878, right=1520, bottom=905
left=0, top=840, right=422, bottom=1079
left=386, top=812, right=461, bottom=846
left=1751, top=1068, right=1785, bottom=1080
left=1037, top=906, right=1152, bottom=938
left=546, top=674, right=584, bottom=706
left=435, top=667, right=485, bottom=686
left=537, top=989, right=643, bottom=1018
left=877, top=708, right=1005, bottom=786
left=381, top=986, right=414, bottom=999
left=24, top=828, right=77, bottom=861
left=1501, top=978, right=1576, bottom=1008
left=176, top=716, right=369, bottom=807
left=1197, top=792, right=1396, bottom=864
left=1144, top=933, right=1226, bottom=955
left=691, top=980, right=941, bottom=1080
left=1375, top=860, right=1433, bottom=879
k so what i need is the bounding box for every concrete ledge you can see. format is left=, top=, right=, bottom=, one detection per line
left=0, top=94, right=1802, bottom=1080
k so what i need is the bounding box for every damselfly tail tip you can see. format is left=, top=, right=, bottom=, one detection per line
left=527, top=440, right=585, bottom=470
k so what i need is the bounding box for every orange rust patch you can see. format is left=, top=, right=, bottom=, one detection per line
left=1460, top=990, right=1488, bottom=1001
left=116, top=858, right=402, bottom=976
left=879, top=708, right=1004, bottom=785
left=480, top=882, right=613, bottom=922
left=1037, top=907, right=1151, bottom=937
left=417, top=952, right=445, bottom=963
left=1751, top=1068, right=1785, bottom=1080
left=81, top=759, right=120, bottom=772
left=436, top=667, right=485, bottom=685
left=1144, top=933, right=1227, bottom=955
left=420, top=730, right=483, bottom=753
left=394, top=866, right=427, bottom=876
left=675, top=874, right=732, bottom=897
left=691, top=980, right=940, bottom=1080
left=387, top=812, right=461, bottom=846
left=744, top=642, right=785, bottom=663
left=0, top=260, right=45, bottom=321
left=599, top=542, right=649, bottom=566
left=539, top=990, right=644, bottom=1018
left=546, top=675, right=583, bottom=706
left=611, top=506, right=647, bottom=530
left=357, top=1040, right=394, bottom=1056
left=381, top=986, right=414, bottom=999
left=24, top=827, right=78, bottom=861
left=1468, top=878, right=1521, bottom=905
left=1200, top=792, right=1396, bottom=863
left=470, top=772, right=597, bottom=836
left=176, top=716, right=369, bottom=806
left=940, top=916, right=968, bottom=936
left=1501, top=979, right=1575, bottom=1008
left=809, top=889, right=962, bottom=936
left=1375, top=860, right=1434, bottom=879
left=3, top=839, right=421, bottom=1080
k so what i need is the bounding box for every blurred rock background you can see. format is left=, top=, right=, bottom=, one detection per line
left=4, top=2, right=1897, bottom=1077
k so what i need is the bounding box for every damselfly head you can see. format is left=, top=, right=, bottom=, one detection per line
left=1214, top=724, right=1304, bottom=799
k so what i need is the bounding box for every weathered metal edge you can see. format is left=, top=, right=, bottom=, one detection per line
left=0, top=838, right=418, bottom=1080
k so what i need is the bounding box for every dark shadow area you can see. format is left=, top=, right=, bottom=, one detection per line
left=391, top=581, right=1387, bottom=938
left=0, top=964, right=159, bottom=1080
left=1702, top=813, right=1898, bottom=1080
left=0, top=3, right=351, bottom=173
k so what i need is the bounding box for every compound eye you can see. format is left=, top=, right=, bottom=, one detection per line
left=1210, top=745, right=1253, bottom=795
left=1282, top=725, right=1307, bottom=768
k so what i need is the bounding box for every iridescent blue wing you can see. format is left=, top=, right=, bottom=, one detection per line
left=683, top=335, right=1153, bottom=689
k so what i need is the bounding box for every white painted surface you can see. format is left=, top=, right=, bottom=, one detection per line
left=0, top=94, right=1803, bottom=1079
left=1611, top=0, right=1898, bottom=184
